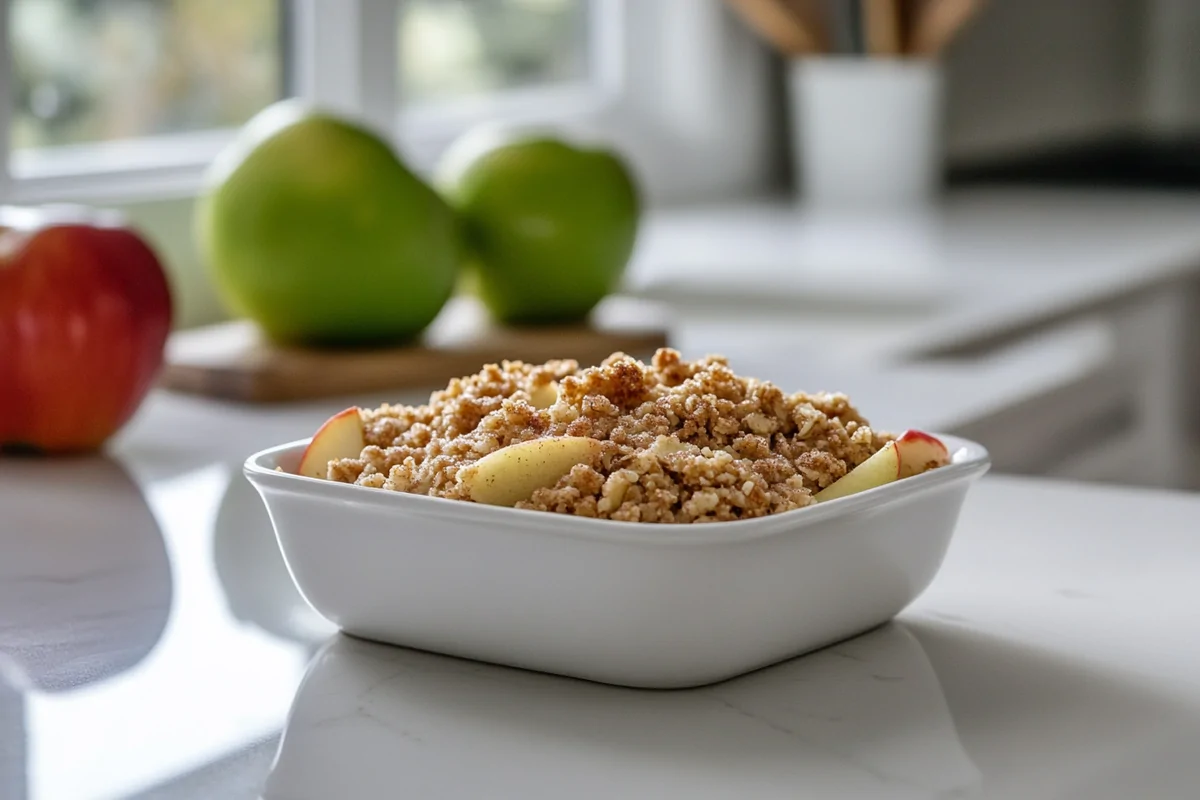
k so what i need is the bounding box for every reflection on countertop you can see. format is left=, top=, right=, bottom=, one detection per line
left=0, top=455, right=172, bottom=800
left=265, top=623, right=980, bottom=800
left=260, top=610, right=1200, bottom=800
left=212, top=467, right=334, bottom=647
left=0, top=455, right=172, bottom=692
left=0, top=455, right=315, bottom=800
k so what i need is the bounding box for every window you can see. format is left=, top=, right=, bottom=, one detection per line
left=10, top=0, right=281, bottom=151
left=399, top=0, right=591, bottom=104
left=0, top=0, right=282, bottom=200
left=0, top=0, right=774, bottom=206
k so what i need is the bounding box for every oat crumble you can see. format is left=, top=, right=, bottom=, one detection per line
left=326, top=349, right=894, bottom=523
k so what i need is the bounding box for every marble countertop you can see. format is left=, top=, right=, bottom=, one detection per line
left=5, top=187, right=1200, bottom=798
left=4, top=368, right=1200, bottom=799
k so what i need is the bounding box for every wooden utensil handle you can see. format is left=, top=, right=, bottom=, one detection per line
left=725, top=0, right=824, bottom=56
left=864, top=0, right=902, bottom=56
left=910, top=0, right=983, bottom=56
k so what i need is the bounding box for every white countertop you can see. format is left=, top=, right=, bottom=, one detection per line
left=3, top=373, right=1200, bottom=799
left=5, top=187, right=1200, bottom=798
left=628, top=188, right=1200, bottom=360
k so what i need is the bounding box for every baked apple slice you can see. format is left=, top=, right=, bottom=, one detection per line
left=460, top=436, right=602, bottom=506
left=814, top=430, right=950, bottom=503
left=297, top=407, right=365, bottom=479
left=814, top=441, right=901, bottom=502
left=894, top=429, right=950, bottom=478
left=528, top=382, right=559, bottom=410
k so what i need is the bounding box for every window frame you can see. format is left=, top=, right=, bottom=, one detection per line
left=0, top=0, right=12, bottom=201
left=0, top=0, right=774, bottom=207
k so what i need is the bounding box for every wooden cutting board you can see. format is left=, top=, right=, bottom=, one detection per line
left=160, top=297, right=670, bottom=403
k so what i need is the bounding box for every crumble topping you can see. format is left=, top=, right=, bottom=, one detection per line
left=326, top=348, right=893, bottom=523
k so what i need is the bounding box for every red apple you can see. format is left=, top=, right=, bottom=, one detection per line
left=0, top=205, right=173, bottom=453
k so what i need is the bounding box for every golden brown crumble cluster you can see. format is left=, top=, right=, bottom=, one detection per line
left=327, top=349, right=893, bottom=523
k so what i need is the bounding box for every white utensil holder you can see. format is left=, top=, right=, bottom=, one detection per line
left=789, top=58, right=944, bottom=209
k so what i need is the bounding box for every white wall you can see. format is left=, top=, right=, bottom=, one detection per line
left=942, top=0, right=1146, bottom=161
left=1141, top=0, right=1200, bottom=135
left=117, top=195, right=222, bottom=330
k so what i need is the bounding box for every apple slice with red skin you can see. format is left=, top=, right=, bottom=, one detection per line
left=298, top=407, right=365, bottom=479
left=814, top=430, right=950, bottom=503
left=895, top=429, right=950, bottom=479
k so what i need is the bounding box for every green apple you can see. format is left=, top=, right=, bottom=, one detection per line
left=196, top=101, right=459, bottom=345
left=436, top=130, right=640, bottom=325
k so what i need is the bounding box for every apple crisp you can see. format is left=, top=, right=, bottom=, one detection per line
left=325, top=349, right=895, bottom=523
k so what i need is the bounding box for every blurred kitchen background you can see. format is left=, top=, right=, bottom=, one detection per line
left=3, top=0, right=1200, bottom=490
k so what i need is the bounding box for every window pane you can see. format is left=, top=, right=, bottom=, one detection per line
left=399, top=0, right=590, bottom=104
left=9, top=0, right=281, bottom=150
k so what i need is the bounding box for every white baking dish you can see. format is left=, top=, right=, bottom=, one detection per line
left=245, top=435, right=989, bottom=688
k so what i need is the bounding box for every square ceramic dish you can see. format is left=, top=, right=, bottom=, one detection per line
left=245, top=434, right=989, bottom=688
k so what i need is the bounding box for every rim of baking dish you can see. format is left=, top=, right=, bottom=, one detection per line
left=244, top=434, right=990, bottom=545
